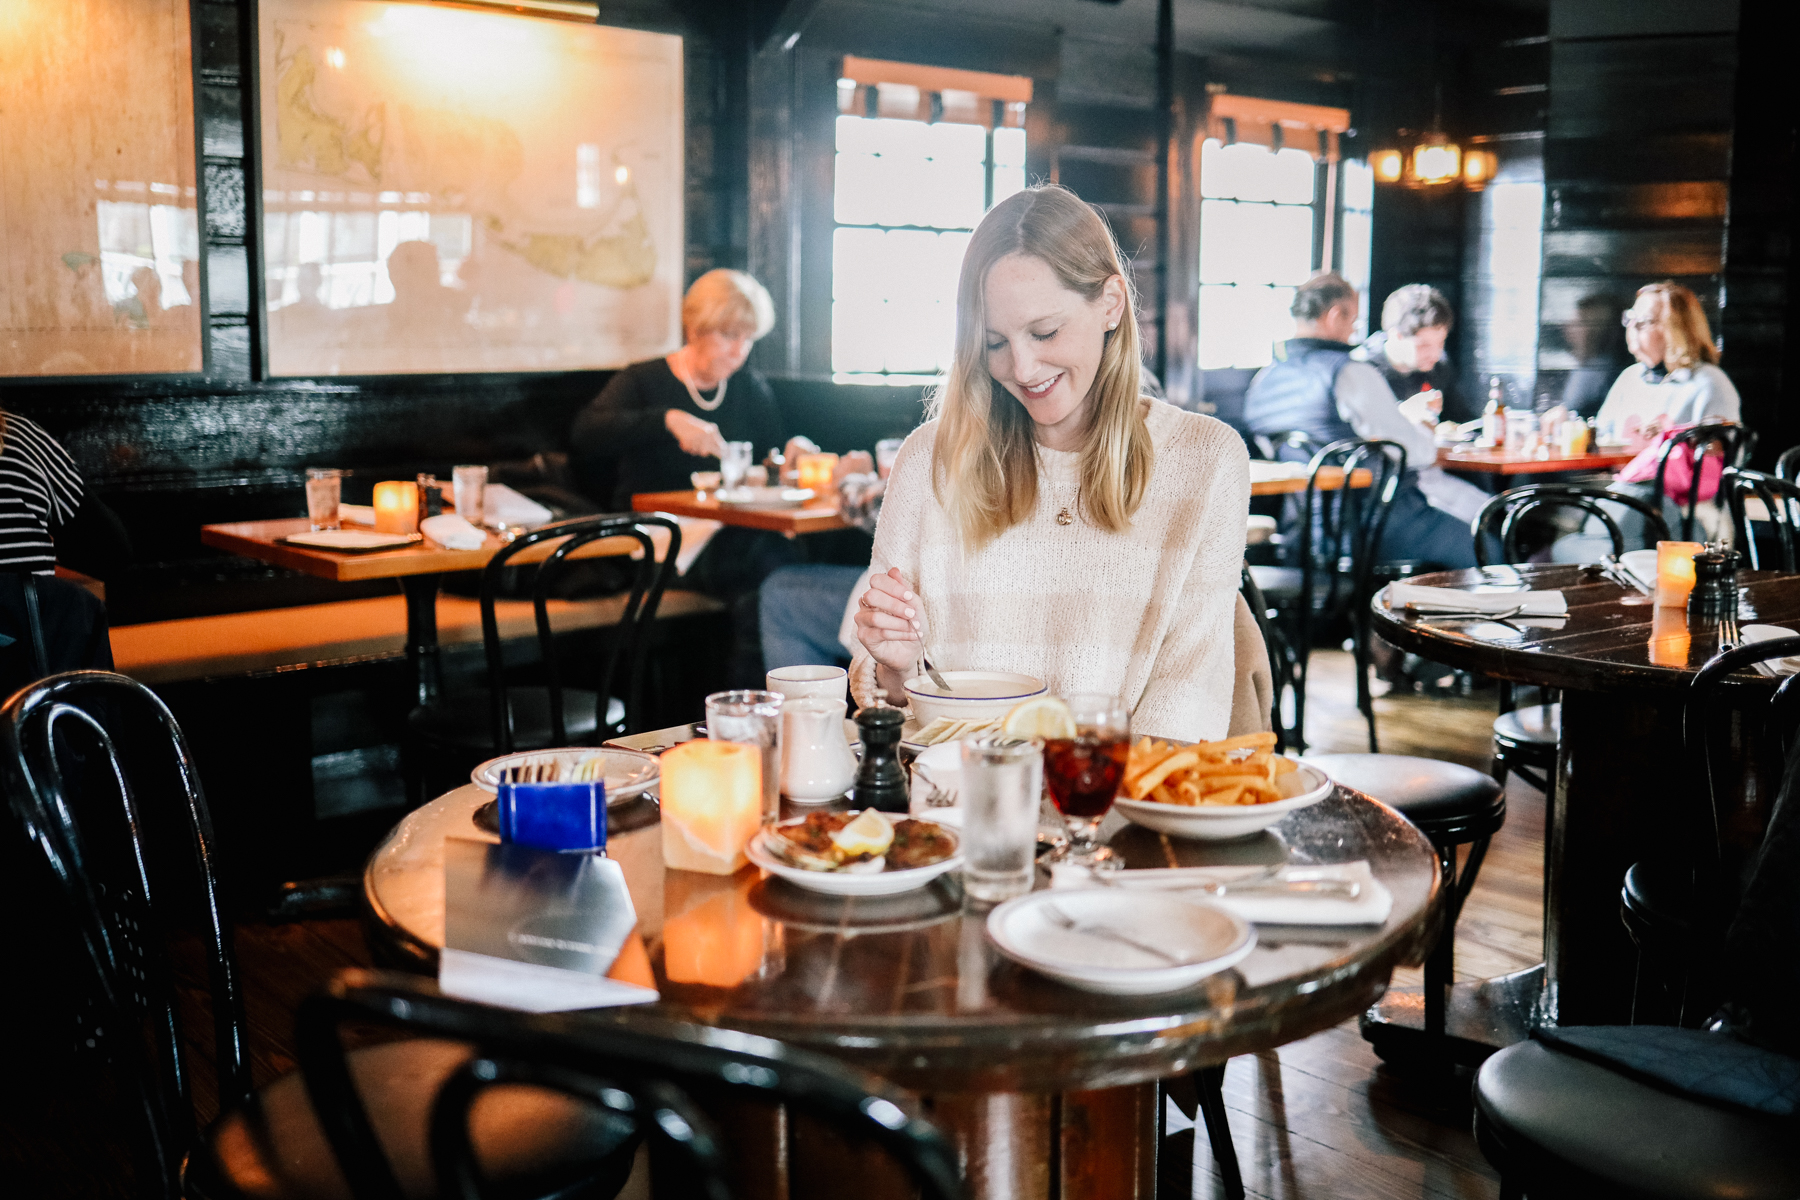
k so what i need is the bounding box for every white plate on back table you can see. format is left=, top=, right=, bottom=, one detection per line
left=470, top=747, right=660, bottom=802
left=715, top=486, right=814, bottom=508
left=987, top=889, right=1256, bottom=995
left=1113, top=757, right=1334, bottom=840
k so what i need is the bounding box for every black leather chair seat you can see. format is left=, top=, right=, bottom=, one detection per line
left=1494, top=702, right=1560, bottom=747
left=1474, top=1039, right=1800, bottom=1200
left=1622, top=860, right=1703, bottom=939
left=409, top=687, right=624, bottom=752
left=1246, top=565, right=1302, bottom=603
left=1307, top=753, right=1505, bottom=839
left=189, top=1038, right=638, bottom=1200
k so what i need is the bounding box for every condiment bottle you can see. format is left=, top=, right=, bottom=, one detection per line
left=852, top=705, right=909, bottom=814
left=1482, top=377, right=1506, bottom=446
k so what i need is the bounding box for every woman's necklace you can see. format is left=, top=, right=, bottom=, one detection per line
left=671, top=356, right=728, bottom=411
left=1050, top=470, right=1079, bottom=527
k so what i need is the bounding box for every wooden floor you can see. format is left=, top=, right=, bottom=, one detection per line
left=19, top=649, right=1541, bottom=1198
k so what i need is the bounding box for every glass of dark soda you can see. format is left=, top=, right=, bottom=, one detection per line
left=1043, top=693, right=1128, bottom=869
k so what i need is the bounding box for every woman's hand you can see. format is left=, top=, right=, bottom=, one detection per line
left=665, top=409, right=726, bottom=458
left=854, top=568, right=923, bottom=693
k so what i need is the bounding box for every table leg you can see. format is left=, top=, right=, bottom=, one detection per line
left=1059, top=1083, right=1158, bottom=1200
left=926, top=1091, right=1055, bottom=1199
left=399, top=572, right=443, bottom=708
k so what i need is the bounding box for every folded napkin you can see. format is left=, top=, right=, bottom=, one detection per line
left=1050, top=861, right=1393, bottom=926
left=484, top=483, right=554, bottom=528
left=420, top=513, right=486, bottom=550
left=339, top=503, right=376, bottom=526
left=1620, top=549, right=1657, bottom=591
left=1387, top=582, right=1568, bottom=617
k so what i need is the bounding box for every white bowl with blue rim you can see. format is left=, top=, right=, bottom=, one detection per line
left=901, top=670, right=1046, bottom=729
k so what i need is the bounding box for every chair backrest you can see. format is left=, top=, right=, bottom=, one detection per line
left=0, top=670, right=248, bottom=1198
left=297, top=969, right=965, bottom=1200
left=1470, top=484, right=1671, bottom=567
left=1684, top=639, right=1800, bottom=881
left=0, top=571, right=114, bottom=697
left=1292, top=438, right=1407, bottom=635
left=1775, top=444, right=1800, bottom=484
left=1653, top=421, right=1746, bottom=540
left=1723, top=467, right=1800, bottom=573
left=478, top=514, right=680, bottom=752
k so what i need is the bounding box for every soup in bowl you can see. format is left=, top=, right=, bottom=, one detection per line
left=902, top=671, right=1047, bottom=729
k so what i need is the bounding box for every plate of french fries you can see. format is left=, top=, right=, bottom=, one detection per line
left=1112, top=732, right=1333, bottom=840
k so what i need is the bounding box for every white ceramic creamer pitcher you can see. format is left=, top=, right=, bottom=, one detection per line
left=781, top=696, right=857, bottom=801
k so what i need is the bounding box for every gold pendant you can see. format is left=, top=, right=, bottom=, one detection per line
left=1056, top=507, right=1073, bottom=526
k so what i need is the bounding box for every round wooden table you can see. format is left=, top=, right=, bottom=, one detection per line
left=363, top=775, right=1438, bottom=1200
left=1371, top=564, right=1795, bottom=1035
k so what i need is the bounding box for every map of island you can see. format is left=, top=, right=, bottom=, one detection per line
left=260, top=0, right=683, bottom=376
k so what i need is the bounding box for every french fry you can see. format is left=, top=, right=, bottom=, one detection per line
left=1272, top=756, right=1299, bottom=775
left=1130, top=748, right=1201, bottom=797
left=1203, top=784, right=1245, bottom=807
left=1152, top=782, right=1180, bottom=806
left=1128, top=731, right=1297, bottom=808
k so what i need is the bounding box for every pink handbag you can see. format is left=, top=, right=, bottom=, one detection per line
left=1616, top=425, right=1723, bottom=506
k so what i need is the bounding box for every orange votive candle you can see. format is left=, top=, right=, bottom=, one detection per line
left=1648, top=603, right=1691, bottom=667
left=372, top=481, right=420, bottom=534
left=795, top=452, right=838, bottom=492
left=660, top=739, right=763, bottom=875
left=1655, top=541, right=1704, bottom=608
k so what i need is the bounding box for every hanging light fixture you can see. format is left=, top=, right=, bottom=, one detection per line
left=1371, top=74, right=1497, bottom=192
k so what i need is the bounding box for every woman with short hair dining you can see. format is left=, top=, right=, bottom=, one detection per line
left=851, top=186, right=1251, bottom=741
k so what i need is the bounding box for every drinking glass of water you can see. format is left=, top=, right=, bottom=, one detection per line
left=452, top=464, right=488, bottom=527
left=961, top=734, right=1043, bottom=902
left=305, top=468, right=342, bottom=531
left=721, top=441, right=754, bottom=490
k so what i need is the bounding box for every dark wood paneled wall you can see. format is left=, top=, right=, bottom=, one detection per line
left=1537, top=0, right=1738, bottom=414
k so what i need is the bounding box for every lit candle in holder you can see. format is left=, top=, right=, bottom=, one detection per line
left=1648, top=603, right=1691, bottom=667
left=372, top=481, right=420, bottom=534
left=795, top=452, right=838, bottom=493
left=1655, top=541, right=1704, bottom=608
left=659, top=739, right=763, bottom=874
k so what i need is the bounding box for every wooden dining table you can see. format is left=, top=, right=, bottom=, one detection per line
left=362, top=725, right=1440, bottom=1200
left=1370, top=564, right=1799, bottom=1045
left=1437, top=445, right=1637, bottom=476
left=200, top=518, right=637, bottom=706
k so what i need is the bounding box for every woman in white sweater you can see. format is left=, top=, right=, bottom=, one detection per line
left=851, top=186, right=1251, bottom=742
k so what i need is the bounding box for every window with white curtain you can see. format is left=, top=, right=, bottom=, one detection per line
left=1196, top=140, right=1320, bottom=371
left=830, top=116, right=1026, bottom=383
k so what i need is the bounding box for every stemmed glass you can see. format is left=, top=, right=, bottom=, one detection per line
left=1042, top=693, right=1129, bottom=869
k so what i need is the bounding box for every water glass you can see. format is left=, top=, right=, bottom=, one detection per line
left=305, top=468, right=342, bottom=531
left=705, top=689, right=784, bottom=822
left=721, top=441, right=753, bottom=490
left=961, top=734, right=1043, bottom=902
left=875, top=437, right=904, bottom=479
left=452, top=464, right=487, bottom=526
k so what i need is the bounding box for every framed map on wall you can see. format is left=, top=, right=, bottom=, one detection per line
left=1, top=0, right=203, bottom=378
left=257, top=0, right=684, bottom=376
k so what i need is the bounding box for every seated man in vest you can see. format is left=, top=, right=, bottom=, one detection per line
left=1244, top=272, right=1485, bottom=569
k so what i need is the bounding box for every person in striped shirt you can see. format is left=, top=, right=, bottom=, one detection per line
left=0, top=410, right=84, bottom=576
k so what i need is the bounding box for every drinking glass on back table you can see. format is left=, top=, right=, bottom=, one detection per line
left=305, top=468, right=342, bottom=531
left=721, top=441, right=754, bottom=490
left=453, top=464, right=487, bottom=527
left=1043, top=693, right=1129, bottom=870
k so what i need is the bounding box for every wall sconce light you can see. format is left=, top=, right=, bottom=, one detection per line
left=1462, top=148, right=1499, bottom=188
left=1410, top=133, right=1461, bottom=185
left=1372, top=148, right=1404, bottom=183
left=1372, top=134, right=1498, bottom=192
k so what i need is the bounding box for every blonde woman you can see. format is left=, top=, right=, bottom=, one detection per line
left=852, top=186, right=1252, bottom=741
left=1597, top=281, right=1740, bottom=445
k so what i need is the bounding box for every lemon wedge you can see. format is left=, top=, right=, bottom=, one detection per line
left=1002, top=695, right=1076, bottom=739
left=831, top=809, right=894, bottom=857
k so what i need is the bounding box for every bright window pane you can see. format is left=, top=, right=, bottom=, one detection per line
left=832, top=299, right=887, bottom=373
left=993, top=127, right=1026, bottom=167
left=1342, top=157, right=1373, bottom=212
left=1198, top=199, right=1249, bottom=283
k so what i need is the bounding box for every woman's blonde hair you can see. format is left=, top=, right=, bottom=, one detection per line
left=929, top=186, right=1152, bottom=550
left=682, top=269, right=776, bottom=341
left=1639, top=281, right=1719, bottom=369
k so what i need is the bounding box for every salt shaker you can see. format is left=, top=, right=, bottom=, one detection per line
left=852, top=705, right=909, bottom=814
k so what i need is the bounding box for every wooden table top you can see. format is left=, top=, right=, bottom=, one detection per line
left=1437, top=447, right=1636, bottom=475
left=200, top=517, right=637, bottom=582
left=1371, top=563, right=1800, bottom=692
left=632, top=489, right=849, bottom=535
left=363, top=766, right=1439, bottom=1093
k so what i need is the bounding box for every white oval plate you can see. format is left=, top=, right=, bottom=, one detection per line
left=987, top=889, right=1256, bottom=995
left=470, top=747, right=660, bottom=802
left=746, top=817, right=962, bottom=896
left=715, top=486, right=814, bottom=507
left=1113, top=758, right=1333, bottom=841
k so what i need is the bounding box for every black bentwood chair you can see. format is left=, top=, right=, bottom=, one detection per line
left=279, top=969, right=964, bottom=1200
left=1474, top=642, right=1800, bottom=1200
left=0, top=671, right=641, bottom=1200
left=0, top=569, right=114, bottom=695
left=1724, top=467, right=1800, bottom=573
left=407, top=514, right=679, bottom=797
left=1248, top=438, right=1407, bottom=752
left=1651, top=420, right=1748, bottom=542
left=1471, top=485, right=1670, bottom=793
left=1774, top=443, right=1800, bottom=483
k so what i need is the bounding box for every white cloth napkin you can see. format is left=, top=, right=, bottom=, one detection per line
left=1620, top=549, right=1658, bottom=591
left=1386, top=582, right=1568, bottom=616
left=1050, top=861, right=1393, bottom=926
left=420, top=513, right=485, bottom=550
left=483, top=483, right=554, bottom=528
left=339, top=503, right=376, bottom=526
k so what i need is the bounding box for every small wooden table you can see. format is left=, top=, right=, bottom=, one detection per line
left=200, top=518, right=635, bottom=706
left=1437, top=447, right=1636, bottom=476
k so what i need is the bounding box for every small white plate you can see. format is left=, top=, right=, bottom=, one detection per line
left=715, top=486, right=814, bottom=507
left=1740, top=625, right=1800, bottom=676
left=746, top=818, right=962, bottom=896
left=470, top=747, right=660, bottom=802
left=1114, top=758, right=1334, bottom=841
left=986, top=889, right=1256, bottom=995
left=280, top=529, right=423, bottom=551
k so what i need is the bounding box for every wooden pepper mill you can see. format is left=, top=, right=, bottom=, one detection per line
left=852, top=705, right=909, bottom=814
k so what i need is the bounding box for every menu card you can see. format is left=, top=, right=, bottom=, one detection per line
left=439, top=838, right=657, bottom=1012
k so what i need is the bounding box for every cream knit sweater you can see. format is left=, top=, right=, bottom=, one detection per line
left=850, top=399, right=1252, bottom=741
